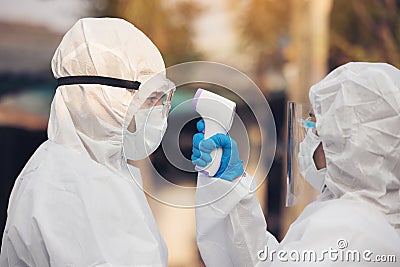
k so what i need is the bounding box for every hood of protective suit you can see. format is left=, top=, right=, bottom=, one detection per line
left=309, top=62, right=400, bottom=233
left=50, top=17, right=165, bottom=170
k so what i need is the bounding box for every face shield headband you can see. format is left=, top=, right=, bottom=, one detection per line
left=57, top=75, right=175, bottom=117
left=57, top=75, right=141, bottom=91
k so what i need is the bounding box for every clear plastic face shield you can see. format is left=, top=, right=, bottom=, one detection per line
left=286, top=101, right=323, bottom=206
left=123, top=72, right=176, bottom=161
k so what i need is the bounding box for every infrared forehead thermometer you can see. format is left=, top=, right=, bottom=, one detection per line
left=192, top=88, right=236, bottom=176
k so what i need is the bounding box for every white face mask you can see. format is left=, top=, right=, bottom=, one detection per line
left=298, top=129, right=327, bottom=192
left=123, top=105, right=167, bottom=160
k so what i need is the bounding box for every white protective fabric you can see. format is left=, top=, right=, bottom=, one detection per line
left=0, top=18, right=169, bottom=266
left=196, top=62, right=400, bottom=266
left=124, top=106, right=168, bottom=161
left=298, top=129, right=327, bottom=192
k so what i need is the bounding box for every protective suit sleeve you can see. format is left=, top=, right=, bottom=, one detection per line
left=196, top=172, right=279, bottom=267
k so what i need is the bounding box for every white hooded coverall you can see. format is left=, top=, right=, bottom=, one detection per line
left=0, top=18, right=168, bottom=266
left=196, top=62, right=400, bottom=266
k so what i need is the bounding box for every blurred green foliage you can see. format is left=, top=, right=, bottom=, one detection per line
left=99, top=0, right=400, bottom=71
left=231, top=0, right=400, bottom=76
left=102, top=0, right=204, bottom=66
left=229, top=0, right=290, bottom=92
left=230, top=0, right=289, bottom=53
left=330, top=0, right=400, bottom=68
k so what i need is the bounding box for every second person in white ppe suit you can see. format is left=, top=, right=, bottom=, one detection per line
left=0, top=18, right=175, bottom=266
left=194, top=62, right=400, bottom=266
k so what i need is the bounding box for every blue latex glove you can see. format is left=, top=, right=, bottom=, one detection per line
left=192, top=119, right=244, bottom=181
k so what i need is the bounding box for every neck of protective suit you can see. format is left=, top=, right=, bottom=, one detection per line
left=49, top=18, right=166, bottom=171
left=309, top=62, right=400, bottom=234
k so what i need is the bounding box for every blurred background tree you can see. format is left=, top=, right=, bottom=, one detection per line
left=102, top=0, right=204, bottom=66
left=330, top=0, right=400, bottom=68
left=229, top=0, right=290, bottom=92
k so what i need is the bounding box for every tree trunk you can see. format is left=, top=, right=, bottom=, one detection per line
left=285, top=0, right=333, bottom=103
left=283, top=0, right=333, bottom=234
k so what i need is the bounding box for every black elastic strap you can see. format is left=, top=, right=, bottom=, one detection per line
left=57, top=76, right=141, bottom=90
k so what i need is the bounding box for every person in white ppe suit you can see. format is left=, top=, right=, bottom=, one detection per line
left=193, top=62, right=400, bottom=266
left=0, top=18, right=175, bottom=266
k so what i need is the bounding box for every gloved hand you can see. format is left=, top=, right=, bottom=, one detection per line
left=191, top=119, right=244, bottom=181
